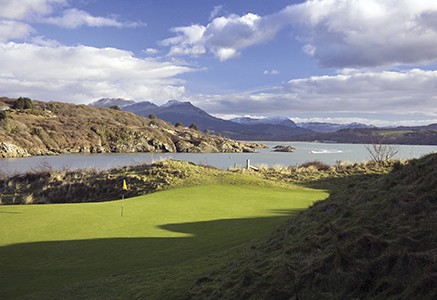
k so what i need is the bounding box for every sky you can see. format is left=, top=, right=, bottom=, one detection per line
left=1, top=0, right=437, bottom=126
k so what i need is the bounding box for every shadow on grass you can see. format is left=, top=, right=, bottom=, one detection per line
left=0, top=210, right=302, bottom=299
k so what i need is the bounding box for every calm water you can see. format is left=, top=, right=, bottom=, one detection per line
left=1, top=142, right=436, bottom=175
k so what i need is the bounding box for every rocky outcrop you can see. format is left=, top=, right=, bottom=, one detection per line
left=0, top=142, right=30, bottom=158
left=273, top=145, right=295, bottom=152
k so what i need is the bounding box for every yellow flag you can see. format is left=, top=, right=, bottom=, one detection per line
left=122, top=179, right=128, bottom=191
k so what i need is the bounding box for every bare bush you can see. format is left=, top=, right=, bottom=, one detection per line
left=365, top=137, right=399, bottom=164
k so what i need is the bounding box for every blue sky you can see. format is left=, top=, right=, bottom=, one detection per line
left=1, top=0, right=437, bottom=126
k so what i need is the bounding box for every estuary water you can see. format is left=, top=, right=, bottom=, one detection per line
left=1, top=142, right=436, bottom=175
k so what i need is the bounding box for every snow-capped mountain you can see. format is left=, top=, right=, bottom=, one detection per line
left=89, top=98, right=135, bottom=108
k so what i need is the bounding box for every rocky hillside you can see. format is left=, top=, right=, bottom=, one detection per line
left=187, top=153, right=437, bottom=299
left=0, top=97, right=259, bottom=158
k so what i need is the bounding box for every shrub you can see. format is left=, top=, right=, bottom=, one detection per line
left=46, top=103, right=57, bottom=113
left=0, top=110, right=7, bottom=120
left=109, top=105, right=121, bottom=110
left=175, top=121, right=184, bottom=128
left=13, top=97, right=33, bottom=110
left=149, top=114, right=157, bottom=119
left=189, top=123, right=199, bottom=131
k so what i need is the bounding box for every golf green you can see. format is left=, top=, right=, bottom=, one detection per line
left=0, top=183, right=328, bottom=298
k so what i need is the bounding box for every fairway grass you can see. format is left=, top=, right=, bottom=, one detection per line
left=0, top=183, right=328, bottom=299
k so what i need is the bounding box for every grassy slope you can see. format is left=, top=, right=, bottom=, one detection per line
left=0, top=172, right=327, bottom=299
left=186, top=154, right=437, bottom=300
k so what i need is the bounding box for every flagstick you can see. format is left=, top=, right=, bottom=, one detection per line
left=121, top=179, right=127, bottom=217
left=121, top=194, right=124, bottom=216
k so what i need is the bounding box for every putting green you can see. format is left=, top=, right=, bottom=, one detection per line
left=0, top=183, right=328, bottom=299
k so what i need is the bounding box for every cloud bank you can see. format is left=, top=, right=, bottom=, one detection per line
left=163, top=0, right=437, bottom=68
left=0, top=42, right=193, bottom=103
left=0, top=0, right=187, bottom=103
left=190, top=69, right=437, bottom=117
left=0, top=0, right=142, bottom=29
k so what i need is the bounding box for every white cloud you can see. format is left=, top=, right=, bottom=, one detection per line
left=0, top=1, right=179, bottom=104
left=0, top=20, right=34, bottom=42
left=0, top=0, right=143, bottom=32
left=287, top=69, right=437, bottom=112
left=264, top=69, right=280, bottom=75
left=209, top=5, right=226, bottom=20
left=42, top=8, right=145, bottom=29
left=161, top=25, right=206, bottom=57
left=0, top=0, right=67, bottom=20
left=162, top=0, right=437, bottom=67
left=286, top=0, right=437, bottom=68
left=0, top=42, right=195, bottom=103
left=188, top=69, right=437, bottom=117
left=163, top=12, right=282, bottom=61
left=144, top=48, right=159, bottom=55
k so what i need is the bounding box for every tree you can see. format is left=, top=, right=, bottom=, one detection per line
left=364, top=137, right=399, bottom=164
left=13, top=97, right=33, bottom=110
left=175, top=121, right=184, bottom=128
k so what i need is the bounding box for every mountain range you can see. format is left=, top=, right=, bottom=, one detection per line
left=90, top=98, right=312, bottom=140
left=89, top=98, right=437, bottom=144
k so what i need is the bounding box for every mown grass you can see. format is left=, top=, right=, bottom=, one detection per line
left=0, top=172, right=328, bottom=299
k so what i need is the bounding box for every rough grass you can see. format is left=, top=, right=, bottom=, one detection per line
left=185, top=154, right=437, bottom=300
left=0, top=160, right=289, bottom=205
left=0, top=167, right=328, bottom=299
left=0, top=159, right=398, bottom=205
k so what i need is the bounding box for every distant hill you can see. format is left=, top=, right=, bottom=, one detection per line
left=290, top=127, right=437, bottom=145
left=231, top=116, right=298, bottom=128
left=132, top=100, right=219, bottom=129
left=297, top=121, right=375, bottom=132
left=0, top=97, right=258, bottom=158
left=122, top=101, right=158, bottom=116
